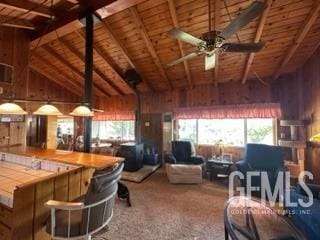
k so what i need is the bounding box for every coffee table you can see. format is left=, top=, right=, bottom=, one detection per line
left=224, top=196, right=305, bottom=240
left=206, top=158, right=233, bottom=180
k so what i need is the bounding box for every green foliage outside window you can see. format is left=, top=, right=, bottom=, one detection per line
left=247, top=125, right=272, bottom=143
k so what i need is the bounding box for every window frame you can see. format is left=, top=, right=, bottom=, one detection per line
left=177, top=118, right=276, bottom=147
left=92, top=120, right=135, bottom=141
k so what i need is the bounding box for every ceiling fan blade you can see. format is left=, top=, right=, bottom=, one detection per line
left=219, top=1, right=267, bottom=40
left=222, top=42, right=264, bottom=52
left=168, top=27, right=205, bottom=46
left=205, top=53, right=215, bottom=71
left=167, top=51, right=201, bottom=66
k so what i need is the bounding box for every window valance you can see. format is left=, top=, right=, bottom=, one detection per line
left=173, top=103, right=282, bottom=119
left=93, top=111, right=135, bottom=121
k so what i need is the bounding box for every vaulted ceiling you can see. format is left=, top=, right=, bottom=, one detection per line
left=2, top=0, right=320, bottom=97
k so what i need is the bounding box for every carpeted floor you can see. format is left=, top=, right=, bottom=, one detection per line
left=96, top=167, right=229, bottom=240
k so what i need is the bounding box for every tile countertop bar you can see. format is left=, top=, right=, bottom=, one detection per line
left=0, top=147, right=123, bottom=208
left=0, top=154, right=77, bottom=208
left=0, top=146, right=124, bottom=170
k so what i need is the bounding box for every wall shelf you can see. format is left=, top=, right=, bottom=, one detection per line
left=278, top=140, right=306, bottom=148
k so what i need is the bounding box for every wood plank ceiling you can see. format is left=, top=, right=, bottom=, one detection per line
left=2, top=0, right=320, bottom=97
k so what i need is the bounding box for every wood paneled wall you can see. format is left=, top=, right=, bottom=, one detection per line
left=26, top=70, right=80, bottom=114
left=0, top=27, right=29, bottom=99
left=271, top=47, right=320, bottom=183
left=0, top=28, right=79, bottom=148
left=271, top=73, right=301, bottom=120
left=0, top=27, right=79, bottom=106
left=141, top=113, right=163, bottom=153
left=95, top=80, right=272, bottom=160
left=296, top=48, right=320, bottom=183
left=297, top=48, right=320, bottom=137
left=96, top=80, right=272, bottom=113
left=0, top=28, right=29, bottom=147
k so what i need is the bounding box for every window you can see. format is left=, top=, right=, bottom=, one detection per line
left=177, top=118, right=275, bottom=146
left=198, top=119, right=244, bottom=146
left=92, top=120, right=135, bottom=141
left=57, top=117, right=74, bottom=135
left=178, top=119, right=197, bottom=142
left=247, top=118, right=274, bottom=145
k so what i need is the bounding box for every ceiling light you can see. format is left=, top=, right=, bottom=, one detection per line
left=0, top=102, right=27, bottom=115
left=70, top=105, right=93, bottom=117
left=33, top=104, right=62, bottom=116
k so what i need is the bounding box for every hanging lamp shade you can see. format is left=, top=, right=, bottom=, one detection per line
left=33, top=104, right=62, bottom=116
left=0, top=102, right=27, bottom=115
left=70, top=105, right=94, bottom=117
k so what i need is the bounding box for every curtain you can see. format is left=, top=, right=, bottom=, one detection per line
left=93, top=111, right=135, bottom=121
left=173, top=103, right=282, bottom=119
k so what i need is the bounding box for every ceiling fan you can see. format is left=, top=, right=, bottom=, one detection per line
left=167, top=0, right=267, bottom=71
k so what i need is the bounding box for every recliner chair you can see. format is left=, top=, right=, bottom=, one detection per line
left=165, top=141, right=204, bottom=184
left=45, top=162, right=124, bottom=240
left=166, top=141, right=204, bottom=165
left=236, top=143, right=285, bottom=198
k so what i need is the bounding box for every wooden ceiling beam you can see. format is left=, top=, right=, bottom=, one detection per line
left=241, top=0, right=272, bottom=84
left=0, top=0, right=52, bottom=18
left=97, top=17, right=155, bottom=92
left=30, top=20, right=84, bottom=49
left=273, top=1, right=320, bottom=80
left=95, top=0, right=150, bottom=19
left=76, top=30, right=131, bottom=95
left=58, top=37, right=125, bottom=96
left=0, top=16, right=35, bottom=30
left=42, top=45, right=111, bottom=97
left=31, top=0, right=147, bottom=47
left=129, top=6, right=173, bottom=90
left=167, top=0, right=192, bottom=87
left=64, top=0, right=79, bottom=3
left=214, top=0, right=221, bottom=86
left=30, top=0, right=116, bottom=44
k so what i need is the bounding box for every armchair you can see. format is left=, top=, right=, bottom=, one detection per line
left=286, top=183, right=320, bottom=239
left=168, top=141, right=204, bottom=165
left=45, top=162, right=124, bottom=240
left=165, top=141, right=204, bottom=184
left=236, top=143, right=285, bottom=198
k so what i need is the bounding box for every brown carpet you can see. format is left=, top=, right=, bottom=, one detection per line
left=97, top=167, right=229, bottom=240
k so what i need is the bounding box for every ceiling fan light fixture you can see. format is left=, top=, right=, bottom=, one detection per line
left=0, top=102, right=27, bottom=115
left=205, top=53, right=216, bottom=71
left=167, top=1, right=266, bottom=70
left=33, top=104, right=63, bottom=116
left=70, top=105, right=94, bottom=117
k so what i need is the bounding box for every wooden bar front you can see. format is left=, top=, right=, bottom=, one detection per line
left=0, top=148, right=123, bottom=240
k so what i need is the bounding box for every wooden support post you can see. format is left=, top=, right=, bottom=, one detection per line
left=84, top=14, right=94, bottom=153
left=47, top=116, right=58, bottom=149
left=134, top=87, right=141, bottom=144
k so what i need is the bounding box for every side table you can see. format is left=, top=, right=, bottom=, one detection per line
left=206, top=158, right=233, bottom=181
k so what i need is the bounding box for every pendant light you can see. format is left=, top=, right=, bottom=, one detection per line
left=33, top=103, right=62, bottom=116
left=70, top=105, right=94, bottom=117
left=0, top=102, right=27, bottom=115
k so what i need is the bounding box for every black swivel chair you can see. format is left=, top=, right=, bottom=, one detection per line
left=45, top=162, right=124, bottom=240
